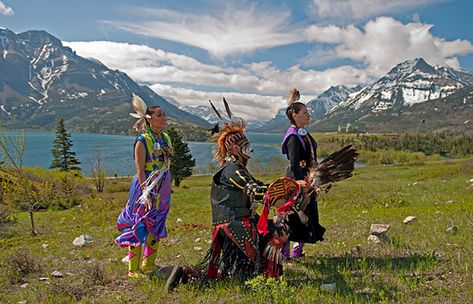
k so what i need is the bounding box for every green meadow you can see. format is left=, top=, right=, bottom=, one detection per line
left=1, top=158, right=472, bottom=303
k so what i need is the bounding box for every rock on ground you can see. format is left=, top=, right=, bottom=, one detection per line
left=367, top=235, right=381, bottom=244
left=320, top=283, right=337, bottom=292
left=369, top=224, right=390, bottom=235
left=445, top=226, right=458, bottom=234
left=73, top=235, right=93, bottom=247
left=51, top=271, right=63, bottom=278
left=356, top=287, right=375, bottom=295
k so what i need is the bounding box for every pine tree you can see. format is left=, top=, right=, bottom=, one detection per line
left=167, top=127, right=195, bottom=187
left=50, top=118, right=81, bottom=172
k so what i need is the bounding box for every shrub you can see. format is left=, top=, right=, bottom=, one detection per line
left=84, top=260, right=109, bottom=286
left=5, top=249, right=42, bottom=284
left=245, top=276, right=295, bottom=304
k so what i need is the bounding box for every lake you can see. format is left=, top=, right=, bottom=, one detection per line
left=2, top=131, right=286, bottom=176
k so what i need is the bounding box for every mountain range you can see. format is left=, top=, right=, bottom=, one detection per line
left=0, top=28, right=210, bottom=135
left=312, top=58, right=473, bottom=133
left=165, top=96, right=265, bottom=130
left=1, top=28, right=472, bottom=136
left=257, top=85, right=361, bottom=132
left=258, top=58, right=473, bottom=133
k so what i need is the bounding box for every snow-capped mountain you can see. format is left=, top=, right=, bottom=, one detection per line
left=334, top=58, right=473, bottom=112
left=165, top=96, right=266, bottom=130
left=165, top=97, right=228, bottom=124
left=313, top=58, right=473, bottom=133
left=307, top=85, right=362, bottom=118
left=253, top=107, right=288, bottom=133
left=257, top=85, right=359, bottom=133
left=0, top=28, right=210, bottom=134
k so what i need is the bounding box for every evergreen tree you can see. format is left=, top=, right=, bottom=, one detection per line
left=50, top=118, right=81, bottom=172
left=167, top=127, right=195, bottom=187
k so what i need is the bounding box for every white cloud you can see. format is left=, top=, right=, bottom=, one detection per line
left=150, top=83, right=289, bottom=121
left=0, top=1, right=14, bottom=16
left=303, top=17, right=473, bottom=76
left=103, top=5, right=303, bottom=59
left=65, top=16, right=473, bottom=120
left=309, top=0, right=442, bottom=23
left=65, top=40, right=366, bottom=120
left=66, top=42, right=365, bottom=88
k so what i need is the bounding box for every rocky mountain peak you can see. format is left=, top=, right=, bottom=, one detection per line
left=338, top=58, right=473, bottom=112
left=313, top=58, right=473, bottom=133
left=17, top=30, right=64, bottom=50
left=387, top=58, right=435, bottom=77
left=307, top=85, right=361, bottom=118
left=0, top=28, right=210, bottom=133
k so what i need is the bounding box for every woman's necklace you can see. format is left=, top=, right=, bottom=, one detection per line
left=146, top=126, right=163, bottom=152
left=297, top=127, right=308, bottom=136
left=152, top=132, right=162, bottom=151
left=292, top=124, right=308, bottom=136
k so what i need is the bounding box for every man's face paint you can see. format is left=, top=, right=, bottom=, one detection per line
left=228, top=138, right=252, bottom=164
left=241, top=141, right=254, bottom=159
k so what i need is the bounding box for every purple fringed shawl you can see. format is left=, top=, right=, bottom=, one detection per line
left=281, top=126, right=317, bottom=154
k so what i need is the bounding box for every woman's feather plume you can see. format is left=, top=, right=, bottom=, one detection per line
left=287, top=88, right=300, bottom=106
left=131, top=93, right=149, bottom=118
left=130, top=93, right=150, bottom=131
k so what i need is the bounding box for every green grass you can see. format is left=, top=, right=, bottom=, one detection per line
left=1, top=159, right=472, bottom=303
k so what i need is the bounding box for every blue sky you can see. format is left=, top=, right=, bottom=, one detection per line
left=1, top=0, right=472, bottom=120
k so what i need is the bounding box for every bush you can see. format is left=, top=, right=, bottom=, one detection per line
left=84, top=260, right=109, bottom=286
left=1, top=167, right=89, bottom=212
left=359, top=150, right=426, bottom=166
left=245, top=276, right=295, bottom=304
left=105, top=178, right=132, bottom=193
left=5, top=249, right=42, bottom=284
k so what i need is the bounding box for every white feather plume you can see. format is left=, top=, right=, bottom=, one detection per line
left=129, top=93, right=150, bottom=131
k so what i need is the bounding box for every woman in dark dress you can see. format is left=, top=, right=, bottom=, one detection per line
left=281, top=88, right=325, bottom=259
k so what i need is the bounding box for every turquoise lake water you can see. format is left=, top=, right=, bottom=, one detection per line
left=3, top=131, right=286, bottom=176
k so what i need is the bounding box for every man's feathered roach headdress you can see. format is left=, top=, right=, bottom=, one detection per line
left=209, top=97, right=247, bottom=164
left=129, top=93, right=151, bottom=132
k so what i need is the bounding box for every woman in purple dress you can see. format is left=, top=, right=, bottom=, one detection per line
left=115, top=94, right=173, bottom=278
left=281, top=88, right=325, bottom=260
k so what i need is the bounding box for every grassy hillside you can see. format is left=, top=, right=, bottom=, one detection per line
left=1, top=158, right=472, bottom=303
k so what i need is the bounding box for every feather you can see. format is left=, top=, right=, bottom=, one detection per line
left=308, top=145, right=358, bottom=189
left=129, top=93, right=150, bottom=131
left=287, top=88, right=300, bottom=105
left=132, top=93, right=148, bottom=116
left=209, top=99, right=224, bottom=121
left=209, top=123, right=219, bottom=135
left=132, top=120, right=146, bottom=132
left=223, top=97, right=233, bottom=119
left=129, top=113, right=144, bottom=119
